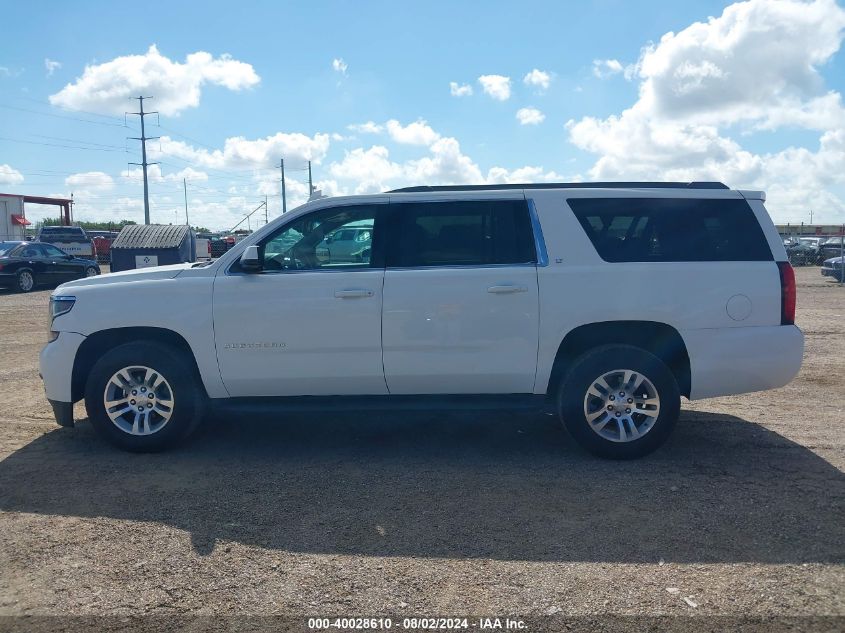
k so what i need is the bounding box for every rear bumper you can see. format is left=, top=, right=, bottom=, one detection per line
left=683, top=325, right=804, bottom=400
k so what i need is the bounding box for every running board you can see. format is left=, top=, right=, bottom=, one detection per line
left=217, top=394, right=551, bottom=415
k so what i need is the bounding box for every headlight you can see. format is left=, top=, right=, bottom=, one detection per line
left=50, top=295, right=76, bottom=320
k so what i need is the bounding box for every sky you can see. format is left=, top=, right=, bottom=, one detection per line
left=1, top=0, right=844, bottom=230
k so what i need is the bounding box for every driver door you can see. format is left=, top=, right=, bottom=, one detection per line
left=212, top=201, right=389, bottom=397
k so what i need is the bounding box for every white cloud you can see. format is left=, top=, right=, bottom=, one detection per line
left=347, top=121, right=383, bottom=134
left=478, top=74, right=511, bottom=101
left=329, top=136, right=482, bottom=194
left=385, top=119, right=441, bottom=145
left=332, top=58, right=348, bottom=75
left=0, top=164, right=24, bottom=185
left=121, top=165, right=208, bottom=183
left=523, top=69, right=551, bottom=92
left=450, top=81, right=473, bottom=97
left=49, top=45, right=260, bottom=115
left=486, top=165, right=569, bottom=184
left=0, top=66, right=23, bottom=78
left=153, top=131, right=330, bottom=170
left=568, top=0, right=845, bottom=222
left=64, top=171, right=114, bottom=190
left=44, top=58, right=61, bottom=77
left=592, top=59, right=624, bottom=78
left=516, top=107, right=545, bottom=126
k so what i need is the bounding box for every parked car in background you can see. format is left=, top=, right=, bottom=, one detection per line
left=819, top=236, right=845, bottom=261
left=316, top=222, right=373, bottom=263
left=0, top=241, right=99, bottom=292
left=786, top=240, right=821, bottom=266
left=821, top=256, right=844, bottom=282
left=35, top=226, right=95, bottom=259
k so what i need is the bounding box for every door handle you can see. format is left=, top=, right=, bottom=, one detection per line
left=487, top=285, right=528, bottom=294
left=334, top=289, right=375, bottom=298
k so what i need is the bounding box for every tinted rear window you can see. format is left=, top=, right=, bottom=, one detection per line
left=387, top=200, right=535, bottom=267
left=38, top=227, right=87, bottom=242
left=568, top=197, right=773, bottom=262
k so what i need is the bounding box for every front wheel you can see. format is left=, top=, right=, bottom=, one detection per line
left=84, top=341, right=205, bottom=452
left=85, top=266, right=99, bottom=277
left=558, top=344, right=680, bottom=459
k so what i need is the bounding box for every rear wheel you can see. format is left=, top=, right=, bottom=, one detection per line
left=84, top=341, right=204, bottom=452
left=15, top=270, right=35, bottom=293
left=558, top=344, right=680, bottom=459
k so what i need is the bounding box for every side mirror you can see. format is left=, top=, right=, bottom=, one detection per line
left=239, top=245, right=262, bottom=272
left=64, top=254, right=74, bottom=260
left=325, top=234, right=334, bottom=244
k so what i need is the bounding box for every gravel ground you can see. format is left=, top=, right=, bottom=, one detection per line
left=0, top=266, right=842, bottom=629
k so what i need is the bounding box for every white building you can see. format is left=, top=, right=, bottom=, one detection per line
left=0, top=194, right=29, bottom=241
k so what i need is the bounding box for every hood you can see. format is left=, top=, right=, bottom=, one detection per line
left=54, top=262, right=194, bottom=291
left=824, top=256, right=844, bottom=265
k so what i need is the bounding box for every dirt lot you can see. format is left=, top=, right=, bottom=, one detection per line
left=0, top=267, right=842, bottom=627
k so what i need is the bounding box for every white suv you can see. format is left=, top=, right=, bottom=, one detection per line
left=40, top=182, right=803, bottom=458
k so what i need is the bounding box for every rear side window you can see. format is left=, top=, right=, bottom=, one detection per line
left=568, top=197, right=773, bottom=262
left=387, top=200, right=535, bottom=267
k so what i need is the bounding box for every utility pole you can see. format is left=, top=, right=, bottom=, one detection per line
left=265, top=195, right=268, bottom=225
left=127, top=96, right=159, bottom=225
left=279, top=159, right=287, bottom=214
left=308, top=160, right=313, bottom=196
left=183, top=178, right=189, bottom=226
left=809, top=209, right=814, bottom=224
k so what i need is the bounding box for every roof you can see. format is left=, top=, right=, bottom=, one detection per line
left=0, top=193, right=73, bottom=204
left=111, top=224, right=191, bottom=250
left=388, top=182, right=729, bottom=193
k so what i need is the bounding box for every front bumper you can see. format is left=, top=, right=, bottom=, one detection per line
left=49, top=399, right=75, bottom=427
left=39, top=332, right=86, bottom=424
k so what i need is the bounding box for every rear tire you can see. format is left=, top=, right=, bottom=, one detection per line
left=558, top=344, right=680, bottom=459
left=84, top=341, right=205, bottom=452
left=16, top=270, right=35, bottom=293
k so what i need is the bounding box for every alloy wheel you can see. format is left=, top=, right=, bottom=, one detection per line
left=583, top=369, right=660, bottom=442
left=103, top=365, right=174, bottom=436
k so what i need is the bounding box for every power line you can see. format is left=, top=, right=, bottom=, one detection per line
left=0, top=102, right=129, bottom=128
left=0, top=136, right=128, bottom=152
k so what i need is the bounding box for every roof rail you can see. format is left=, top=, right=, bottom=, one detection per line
left=388, top=181, right=729, bottom=193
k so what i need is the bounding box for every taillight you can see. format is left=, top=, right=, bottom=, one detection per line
left=777, top=261, right=796, bottom=325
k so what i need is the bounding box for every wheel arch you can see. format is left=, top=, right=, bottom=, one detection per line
left=71, top=327, right=207, bottom=402
left=546, top=320, right=691, bottom=399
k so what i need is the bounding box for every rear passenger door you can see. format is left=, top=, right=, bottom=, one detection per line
left=382, top=198, right=540, bottom=394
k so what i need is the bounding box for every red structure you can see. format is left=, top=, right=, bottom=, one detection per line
left=0, top=193, right=73, bottom=225
left=23, top=194, right=73, bottom=225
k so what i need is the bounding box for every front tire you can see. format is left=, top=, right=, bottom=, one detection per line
left=558, top=344, right=680, bottom=459
left=84, top=341, right=204, bottom=452
left=85, top=266, right=99, bottom=277
left=16, top=270, right=35, bottom=293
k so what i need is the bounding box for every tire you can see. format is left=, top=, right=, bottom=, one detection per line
left=557, top=344, right=680, bottom=459
left=85, top=266, right=99, bottom=277
left=15, top=269, right=35, bottom=293
left=84, top=341, right=205, bottom=452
